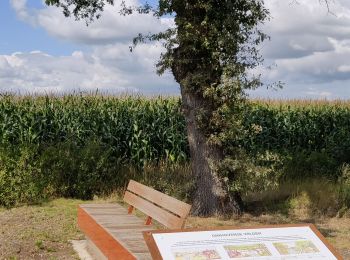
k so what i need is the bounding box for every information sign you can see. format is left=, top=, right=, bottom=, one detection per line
left=143, top=224, right=342, bottom=260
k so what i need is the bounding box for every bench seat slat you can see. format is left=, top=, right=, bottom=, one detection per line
left=124, top=191, right=185, bottom=229
left=127, top=180, right=191, bottom=218
left=112, top=236, right=150, bottom=253
left=133, top=253, right=152, bottom=260
left=111, top=229, right=154, bottom=254
left=108, top=226, right=155, bottom=233
left=92, top=216, right=144, bottom=225
left=80, top=203, right=126, bottom=209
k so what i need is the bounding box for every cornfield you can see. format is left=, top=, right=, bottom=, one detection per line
left=244, top=99, right=350, bottom=160
left=1, top=94, right=350, bottom=206
left=0, top=94, right=188, bottom=165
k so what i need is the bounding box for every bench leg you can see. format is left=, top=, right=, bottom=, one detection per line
left=128, top=205, right=134, bottom=214
left=145, top=216, right=152, bottom=225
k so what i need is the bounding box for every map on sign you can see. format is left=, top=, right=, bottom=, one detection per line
left=152, top=226, right=338, bottom=260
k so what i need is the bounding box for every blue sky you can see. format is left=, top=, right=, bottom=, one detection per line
left=0, top=0, right=350, bottom=98
left=0, top=1, right=82, bottom=55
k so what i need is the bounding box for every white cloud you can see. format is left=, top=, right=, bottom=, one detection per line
left=305, top=88, right=332, bottom=97
left=9, top=0, right=36, bottom=25
left=5, top=0, right=350, bottom=98
left=5, top=0, right=178, bottom=95
left=264, top=38, right=350, bottom=83
left=256, top=0, right=350, bottom=99
left=11, top=0, right=171, bottom=45
left=0, top=47, right=177, bottom=94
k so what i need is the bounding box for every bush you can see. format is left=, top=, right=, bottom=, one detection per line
left=338, top=164, right=350, bottom=209
left=0, top=138, right=194, bottom=207
left=39, top=138, right=121, bottom=199
left=0, top=146, right=45, bottom=207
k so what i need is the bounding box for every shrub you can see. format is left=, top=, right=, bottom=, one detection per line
left=338, top=164, right=350, bottom=209
left=0, top=146, right=46, bottom=207
left=39, top=138, right=121, bottom=199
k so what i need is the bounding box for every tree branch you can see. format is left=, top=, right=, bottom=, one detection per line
left=290, top=0, right=335, bottom=15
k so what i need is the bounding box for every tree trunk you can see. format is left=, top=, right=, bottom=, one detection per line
left=181, top=88, right=244, bottom=217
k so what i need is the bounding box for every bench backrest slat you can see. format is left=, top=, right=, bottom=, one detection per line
left=124, top=191, right=185, bottom=229
left=123, top=180, right=191, bottom=229
left=126, top=180, right=191, bottom=218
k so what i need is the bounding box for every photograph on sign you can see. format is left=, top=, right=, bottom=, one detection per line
left=152, top=226, right=337, bottom=260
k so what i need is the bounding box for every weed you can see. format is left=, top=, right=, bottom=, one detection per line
left=35, top=240, right=44, bottom=250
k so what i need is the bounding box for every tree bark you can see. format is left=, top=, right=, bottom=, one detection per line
left=170, top=37, right=244, bottom=216
left=181, top=88, right=244, bottom=217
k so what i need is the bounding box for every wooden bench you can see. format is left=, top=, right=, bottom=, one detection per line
left=78, top=180, right=192, bottom=259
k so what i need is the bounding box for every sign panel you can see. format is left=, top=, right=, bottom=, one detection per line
left=144, top=225, right=342, bottom=260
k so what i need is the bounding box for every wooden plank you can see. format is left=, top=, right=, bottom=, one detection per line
left=108, top=226, right=153, bottom=253
left=80, top=204, right=124, bottom=208
left=108, top=226, right=155, bottom=234
left=81, top=203, right=126, bottom=209
left=133, top=252, right=152, bottom=260
left=126, top=180, right=191, bottom=218
left=82, top=211, right=127, bottom=216
left=105, top=224, right=154, bottom=230
left=103, top=223, right=148, bottom=230
left=92, top=216, right=145, bottom=225
left=77, top=206, right=136, bottom=260
left=82, top=205, right=129, bottom=216
left=80, top=204, right=127, bottom=212
left=119, top=239, right=150, bottom=253
left=112, top=230, right=152, bottom=241
left=124, top=191, right=184, bottom=229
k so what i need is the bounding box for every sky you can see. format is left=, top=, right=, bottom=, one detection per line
left=0, top=0, right=350, bottom=99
